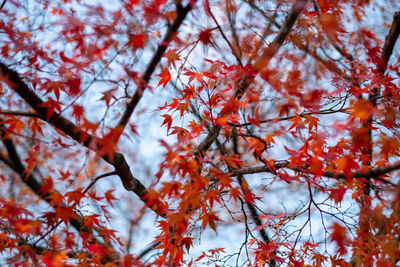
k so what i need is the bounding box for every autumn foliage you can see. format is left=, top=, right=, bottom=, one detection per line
left=0, top=0, right=400, bottom=266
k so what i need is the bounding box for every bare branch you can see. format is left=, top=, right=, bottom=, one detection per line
left=83, top=171, right=118, bottom=194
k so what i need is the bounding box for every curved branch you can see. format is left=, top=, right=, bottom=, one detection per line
left=83, top=171, right=118, bottom=194
left=136, top=241, right=161, bottom=260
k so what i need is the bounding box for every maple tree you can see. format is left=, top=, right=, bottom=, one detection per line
left=0, top=0, right=400, bottom=265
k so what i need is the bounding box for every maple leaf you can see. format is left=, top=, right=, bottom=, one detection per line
left=55, top=206, right=79, bottom=225
left=128, top=0, right=139, bottom=7
left=161, top=114, right=173, bottom=132
left=48, top=192, right=64, bottom=207
left=85, top=243, right=107, bottom=257
left=65, top=188, right=85, bottom=206
left=84, top=214, right=101, bottom=231
left=3, top=117, right=25, bottom=138
left=15, top=219, right=40, bottom=234
left=104, top=189, right=117, bottom=207
left=130, top=33, right=146, bottom=51
left=157, top=67, right=171, bottom=88
left=184, top=70, right=216, bottom=83
left=247, top=114, right=261, bottom=126
left=229, top=187, right=241, bottom=201
left=198, top=29, right=214, bottom=46
left=39, top=98, right=62, bottom=120
left=72, top=104, right=84, bottom=121
left=163, top=49, right=180, bottom=68
left=99, top=88, right=117, bottom=107
left=304, top=115, right=319, bottom=131
left=181, top=236, right=194, bottom=252
left=219, top=98, right=240, bottom=115
left=66, top=75, right=81, bottom=96
left=329, top=186, right=347, bottom=204
left=38, top=177, right=54, bottom=197
left=351, top=98, right=373, bottom=122
left=41, top=251, right=69, bottom=266
left=320, top=13, right=346, bottom=42
left=201, top=210, right=220, bottom=231
left=205, top=189, right=221, bottom=208
left=264, top=133, right=276, bottom=144
left=335, top=157, right=359, bottom=180
left=170, top=126, right=189, bottom=143
left=57, top=169, right=71, bottom=182
left=130, top=123, right=138, bottom=135
left=288, top=115, right=305, bottom=131
left=28, top=118, right=45, bottom=136
left=330, top=222, right=348, bottom=255
left=88, top=192, right=103, bottom=201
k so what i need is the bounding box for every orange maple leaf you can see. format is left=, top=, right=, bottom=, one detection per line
left=330, top=222, right=348, bottom=254
left=163, top=49, right=180, bottom=68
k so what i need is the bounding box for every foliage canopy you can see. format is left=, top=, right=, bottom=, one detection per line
left=0, top=0, right=400, bottom=266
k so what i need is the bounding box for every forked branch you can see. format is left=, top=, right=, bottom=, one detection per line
left=0, top=61, right=165, bottom=216
left=195, top=0, right=309, bottom=157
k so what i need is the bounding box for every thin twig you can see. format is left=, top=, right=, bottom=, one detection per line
left=83, top=171, right=117, bottom=194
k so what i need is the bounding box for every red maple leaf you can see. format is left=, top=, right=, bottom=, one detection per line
left=157, top=67, right=171, bottom=88
left=198, top=29, right=214, bottom=45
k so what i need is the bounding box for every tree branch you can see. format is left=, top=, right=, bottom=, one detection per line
left=0, top=135, right=118, bottom=263
left=253, top=0, right=309, bottom=72
left=380, top=12, right=400, bottom=72
left=83, top=171, right=117, bottom=193
left=231, top=161, right=398, bottom=186
left=229, top=108, right=349, bottom=127
left=195, top=0, right=309, bottom=157
left=0, top=0, right=6, bottom=10
left=114, top=2, right=196, bottom=140
left=0, top=61, right=166, bottom=217
left=246, top=0, right=351, bottom=80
